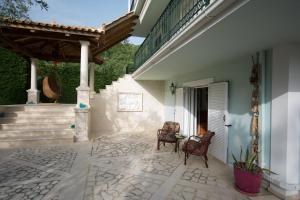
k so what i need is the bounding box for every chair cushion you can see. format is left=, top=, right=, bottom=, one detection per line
left=158, top=131, right=176, bottom=142
left=182, top=139, right=207, bottom=156
left=162, top=121, right=180, bottom=133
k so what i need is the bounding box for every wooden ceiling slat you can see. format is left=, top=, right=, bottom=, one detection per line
left=0, top=35, right=34, bottom=57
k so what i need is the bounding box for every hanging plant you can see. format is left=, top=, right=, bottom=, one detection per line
left=250, top=52, right=260, bottom=164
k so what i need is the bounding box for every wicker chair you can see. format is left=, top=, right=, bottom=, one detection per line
left=182, top=131, right=215, bottom=167
left=157, top=121, right=180, bottom=152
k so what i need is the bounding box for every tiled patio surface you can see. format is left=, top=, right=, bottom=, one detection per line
left=0, top=132, right=280, bottom=200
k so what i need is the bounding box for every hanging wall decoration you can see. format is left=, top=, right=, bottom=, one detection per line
left=250, top=52, right=260, bottom=164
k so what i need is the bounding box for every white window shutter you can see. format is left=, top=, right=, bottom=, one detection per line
left=208, top=82, right=229, bottom=163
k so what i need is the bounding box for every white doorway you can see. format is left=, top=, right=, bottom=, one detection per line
left=175, top=80, right=229, bottom=164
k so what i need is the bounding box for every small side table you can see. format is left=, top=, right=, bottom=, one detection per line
left=175, top=134, right=186, bottom=156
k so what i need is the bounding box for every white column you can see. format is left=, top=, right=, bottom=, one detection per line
left=89, top=63, right=96, bottom=98
left=75, top=40, right=91, bottom=142
left=269, top=44, right=300, bottom=198
left=80, top=41, right=89, bottom=88
left=76, top=41, right=90, bottom=107
left=27, top=58, right=40, bottom=104
left=30, top=59, right=37, bottom=90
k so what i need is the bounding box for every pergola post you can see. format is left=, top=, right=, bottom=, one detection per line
left=89, top=63, right=96, bottom=98
left=26, top=58, right=40, bottom=104
left=74, top=40, right=91, bottom=142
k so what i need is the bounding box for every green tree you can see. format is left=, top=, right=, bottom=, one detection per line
left=0, top=48, right=28, bottom=104
left=0, top=0, right=48, bottom=19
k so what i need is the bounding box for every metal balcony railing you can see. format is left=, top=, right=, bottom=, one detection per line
left=130, top=0, right=136, bottom=11
left=133, top=0, right=211, bottom=71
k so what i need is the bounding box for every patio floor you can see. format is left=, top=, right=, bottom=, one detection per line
left=0, top=132, right=280, bottom=200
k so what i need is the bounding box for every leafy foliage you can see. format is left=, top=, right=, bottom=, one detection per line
left=0, top=48, right=28, bottom=104
left=232, top=146, right=277, bottom=175
left=0, top=0, right=48, bottom=19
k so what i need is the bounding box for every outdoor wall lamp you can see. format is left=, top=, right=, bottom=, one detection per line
left=170, top=82, right=176, bottom=95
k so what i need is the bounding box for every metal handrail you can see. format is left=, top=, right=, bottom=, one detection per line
left=133, top=0, right=211, bottom=71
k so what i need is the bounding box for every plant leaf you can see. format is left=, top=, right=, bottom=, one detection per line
left=232, top=153, right=238, bottom=164
left=239, top=146, right=243, bottom=163
left=246, top=154, right=257, bottom=171
left=262, top=168, right=278, bottom=175
left=245, top=148, right=249, bottom=163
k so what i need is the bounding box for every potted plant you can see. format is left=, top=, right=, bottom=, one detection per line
left=232, top=148, right=275, bottom=195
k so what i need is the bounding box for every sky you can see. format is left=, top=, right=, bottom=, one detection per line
left=29, top=0, right=144, bottom=45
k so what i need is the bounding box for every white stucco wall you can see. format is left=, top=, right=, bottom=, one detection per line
left=270, top=44, right=300, bottom=197
left=90, top=75, right=165, bottom=137
left=164, top=55, right=254, bottom=164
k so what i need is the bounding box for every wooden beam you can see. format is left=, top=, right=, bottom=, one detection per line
left=0, top=22, right=101, bottom=37
left=104, top=13, right=138, bottom=30
left=14, top=37, right=33, bottom=43
left=105, top=27, right=133, bottom=41
left=1, top=28, right=97, bottom=44
left=105, top=22, right=136, bottom=36
left=92, top=28, right=133, bottom=57
left=92, top=56, right=104, bottom=65
left=23, top=40, right=45, bottom=47
left=0, top=33, right=34, bottom=57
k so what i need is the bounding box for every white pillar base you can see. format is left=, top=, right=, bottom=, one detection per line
left=76, top=86, right=90, bottom=108
left=26, top=89, right=40, bottom=104
left=90, top=91, right=96, bottom=99
left=74, top=108, right=90, bottom=142
left=269, top=182, right=300, bottom=199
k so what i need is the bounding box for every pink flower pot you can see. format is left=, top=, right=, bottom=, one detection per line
left=234, top=166, right=262, bottom=194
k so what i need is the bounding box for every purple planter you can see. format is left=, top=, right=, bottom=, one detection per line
left=234, top=165, right=262, bottom=194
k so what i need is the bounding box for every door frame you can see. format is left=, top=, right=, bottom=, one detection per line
left=181, top=78, right=229, bottom=164
left=182, top=78, right=213, bottom=88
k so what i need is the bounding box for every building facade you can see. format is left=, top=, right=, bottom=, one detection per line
left=127, top=0, right=300, bottom=198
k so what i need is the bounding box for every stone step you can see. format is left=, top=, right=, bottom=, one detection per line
left=0, top=129, right=74, bottom=139
left=0, top=135, right=74, bottom=148
left=105, top=85, right=113, bottom=90
left=0, top=104, right=75, bottom=112
left=0, top=123, right=73, bottom=130
left=123, top=74, right=132, bottom=80
left=2, top=111, right=75, bottom=118
left=0, top=116, right=74, bottom=124
left=112, top=81, right=120, bottom=87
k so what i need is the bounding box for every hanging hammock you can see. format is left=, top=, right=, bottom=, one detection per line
left=42, top=74, right=60, bottom=101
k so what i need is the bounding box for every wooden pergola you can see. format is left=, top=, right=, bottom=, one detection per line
left=0, top=12, right=138, bottom=141
left=0, top=12, right=138, bottom=65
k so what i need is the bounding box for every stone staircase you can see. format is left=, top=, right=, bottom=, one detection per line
left=98, top=74, right=132, bottom=96
left=0, top=104, right=75, bottom=148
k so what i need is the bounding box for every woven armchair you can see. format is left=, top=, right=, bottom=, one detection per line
left=157, top=121, right=180, bottom=152
left=182, top=131, right=215, bottom=167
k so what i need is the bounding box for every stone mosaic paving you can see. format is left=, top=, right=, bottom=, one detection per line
left=0, top=132, right=279, bottom=200
left=0, top=179, right=60, bottom=200
left=12, top=146, right=77, bottom=172
left=0, top=165, right=60, bottom=184
left=139, top=154, right=182, bottom=176
left=166, top=184, right=249, bottom=200
left=180, top=167, right=229, bottom=188
left=84, top=165, right=164, bottom=200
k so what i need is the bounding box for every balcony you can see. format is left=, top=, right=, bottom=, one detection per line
left=133, top=0, right=211, bottom=71
left=130, top=0, right=137, bottom=11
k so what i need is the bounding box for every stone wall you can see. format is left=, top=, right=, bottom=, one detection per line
left=90, top=75, right=165, bottom=137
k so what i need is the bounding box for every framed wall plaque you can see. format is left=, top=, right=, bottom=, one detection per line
left=117, top=92, right=143, bottom=112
